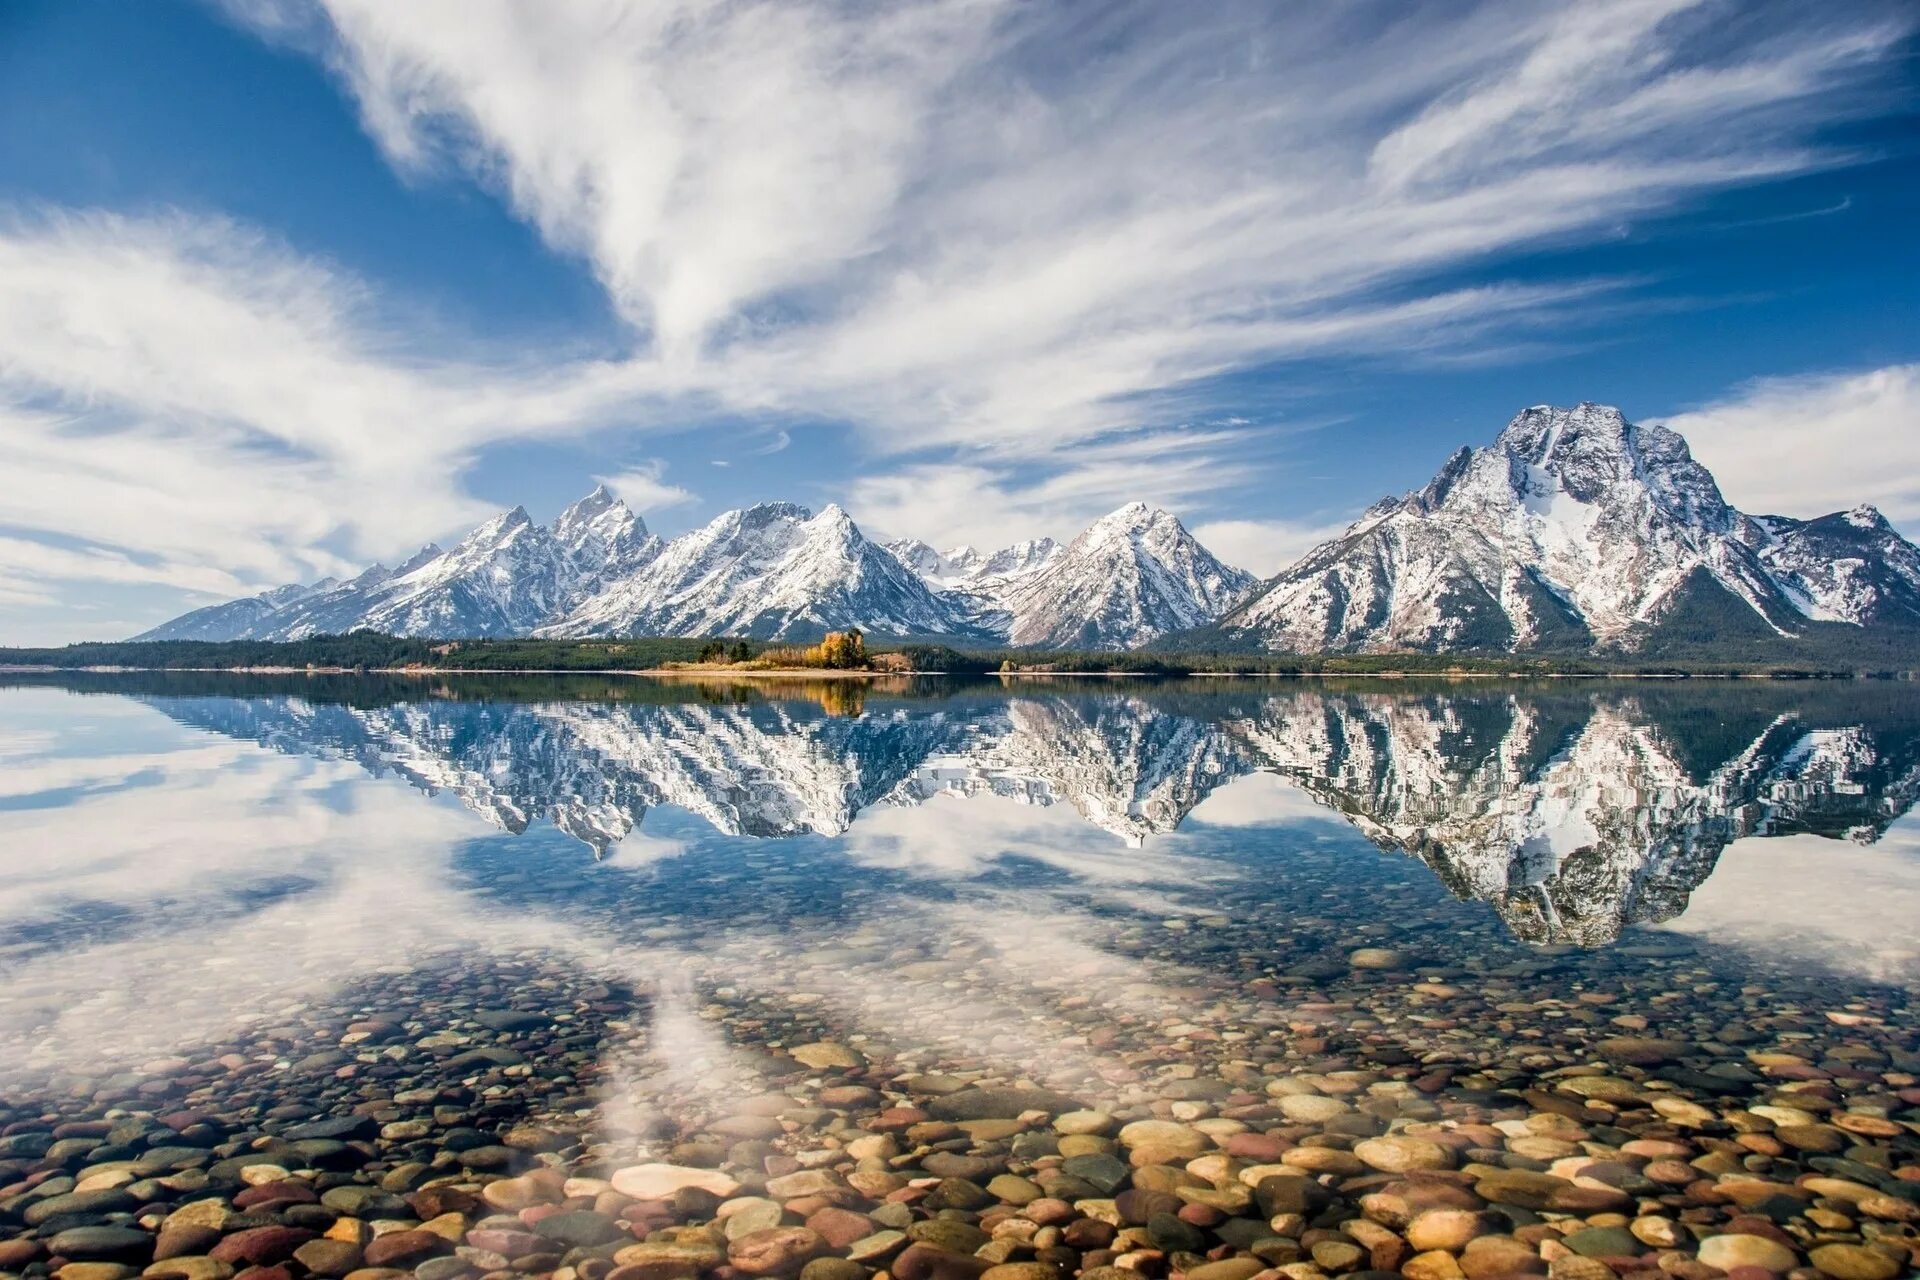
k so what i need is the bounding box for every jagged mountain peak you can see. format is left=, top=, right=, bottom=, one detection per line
left=538, top=498, right=989, bottom=641
left=1085, top=501, right=1175, bottom=536
left=1212, top=402, right=1920, bottom=654
left=1002, top=505, right=1254, bottom=649
left=461, top=505, right=536, bottom=544
left=394, top=544, right=444, bottom=576
left=1843, top=503, right=1893, bottom=530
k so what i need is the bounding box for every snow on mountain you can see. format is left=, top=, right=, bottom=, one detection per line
left=552, top=484, right=662, bottom=589
left=882, top=539, right=976, bottom=590
left=133, top=576, right=343, bottom=642
left=544, top=502, right=991, bottom=640
left=996, top=503, right=1256, bottom=649
left=1746, top=505, right=1920, bottom=626
left=885, top=536, right=1062, bottom=595
left=1213, top=403, right=1920, bottom=653
left=143, top=486, right=1246, bottom=647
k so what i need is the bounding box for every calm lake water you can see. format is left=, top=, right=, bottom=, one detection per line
left=2, top=673, right=1917, bottom=1280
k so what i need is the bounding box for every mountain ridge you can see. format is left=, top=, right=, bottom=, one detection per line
left=1198, top=402, right=1920, bottom=655
left=131, top=402, right=1920, bottom=657
left=138, top=495, right=1247, bottom=649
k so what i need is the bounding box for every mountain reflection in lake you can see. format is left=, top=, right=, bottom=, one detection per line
left=29, top=673, right=1920, bottom=946
left=1, top=675, right=1917, bottom=1280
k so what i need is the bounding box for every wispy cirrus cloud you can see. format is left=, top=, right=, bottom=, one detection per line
left=596, top=460, right=697, bottom=514
left=1, top=0, right=1913, bottom=637
left=272, top=0, right=1909, bottom=454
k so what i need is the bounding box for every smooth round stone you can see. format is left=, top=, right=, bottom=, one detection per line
left=728, top=1228, right=825, bottom=1276
left=24, top=1189, right=140, bottom=1226
left=613, top=1241, right=726, bottom=1271
left=360, top=1232, right=447, bottom=1269
left=1311, top=1240, right=1365, bottom=1271
left=49, top=1228, right=154, bottom=1262
left=1184, top=1261, right=1264, bottom=1280
left=53, top=1265, right=137, bottom=1280
left=908, top=1221, right=989, bottom=1254
left=291, top=1240, right=364, bottom=1279
left=1116, top=1120, right=1209, bottom=1157
left=1807, top=1244, right=1903, bottom=1280
left=532, top=1210, right=626, bottom=1248
left=1650, top=1097, right=1716, bottom=1127
left=1349, top=948, right=1406, bottom=969
left=1403, top=1250, right=1466, bottom=1280
left=1277, top=1094, right=1350, bottom=1123
left=1561, top=1227, right=1638, bottom=1258
left=1281, top=1147, right=1361, bottom=1175
left=143, top=1258, right=234, bottom=1280
left=979, top=1266, right=1060, bottom=1280
left=1559, top=1076, right=1642, bottom=1101
left=164, top=1202, right=232, bottom=1234
left=1696, top=1234, right=1798, bottom=1274
left=846, top=1231, right=907, bottom=1264
left=800, top=1261, right=867, bottom=1280
left=790, top=1043, right=863, bottom=1070
left=1355, top=1135, right=1450, bottom=1173
left=1406, top=1210, right=1500, bottom=1254
left=209, top=1228, right=315, bottom=1267
left=722, top=1199, right=789, bottom=1240
left=611, top=1164, right=741, bottom=1200
left=1594, top=1038, right=1687, bottom=1066
left=987, top=1175, right=1042, bottom=1206
left=1054, top=1111, right=1114, bottom=1137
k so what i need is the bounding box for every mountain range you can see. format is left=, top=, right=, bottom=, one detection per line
left=138, top=402, right=1920, bottom=656
left=139, top=683, right=1920, bottom=946
left=140, top=492, right=1250, bottom=650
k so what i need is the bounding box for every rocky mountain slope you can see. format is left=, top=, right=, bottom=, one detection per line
left=906, top=504, right=1255, bottom=649
left=1207, top=403, right=1920, bottom=653
left=542, top=502, right=989, bottom=641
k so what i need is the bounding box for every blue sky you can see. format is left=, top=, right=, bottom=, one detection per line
left=1, top=0, right=1917, bottom=643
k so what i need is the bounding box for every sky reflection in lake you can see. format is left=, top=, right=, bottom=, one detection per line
left=3, top=674, right=1918, bottom=1095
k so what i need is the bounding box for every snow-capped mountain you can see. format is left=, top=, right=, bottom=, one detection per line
left=993, top=504, right=1256, bottom=648
left=882, top=537, right=1063, bottom=594
left=1210, top=403, right=1920, bottom=653
left=1746, top=505, right=1920, bottom=626
left=137, top=490, right=1244, bottom=648
left=552, top=484, right=662, bottom=595
left=545, top=502, right=991, bottom=641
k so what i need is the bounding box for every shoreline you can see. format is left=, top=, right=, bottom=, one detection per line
left=0, top=662, right=1865, bottom=681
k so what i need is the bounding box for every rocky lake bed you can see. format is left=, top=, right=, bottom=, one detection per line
left=3, top=676, right=1918, bottom=1280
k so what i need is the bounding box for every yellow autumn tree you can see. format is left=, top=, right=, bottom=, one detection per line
left=813, top=627, right=867, bottom=669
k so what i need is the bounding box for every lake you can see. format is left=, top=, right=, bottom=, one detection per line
left=1, top=674, right=1915, bottom=1280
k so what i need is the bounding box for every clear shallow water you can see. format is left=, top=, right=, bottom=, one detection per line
left=2, top=674, right=1918, bottom=1278
left=4, top=672, right=1918, bottom=1084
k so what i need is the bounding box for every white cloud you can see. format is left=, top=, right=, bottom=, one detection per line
left=6, top=0, right=1915, bottom=635
left=843, top=428, right=1252, bottom=551
left=0, top=209, right=653, bottom=617
left=1662, top=820, right=1920, bottom=984
left=260, top=0, right=1910, bottom=453
left=596, top=460, right=697, bottom=514
left=1186, top=771, right=1343, bottom=828
left=1189, top=518, right=1355, bottom=579
left=1658, top=363, right=1920, bottom=529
